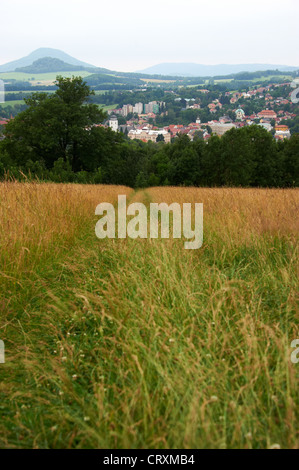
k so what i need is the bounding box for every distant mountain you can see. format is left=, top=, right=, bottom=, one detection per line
left=15, top=57, right=87, bottom=74
left=137, top=63, right=299, bottom=77
left=0, top=48, right=95, bottom=72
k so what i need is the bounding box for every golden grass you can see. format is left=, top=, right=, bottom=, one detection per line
left=0, top=181, right=132, bottom=276
left=147, top=187, right=299, bottom=244
left=0, top=184, right=298, bottom=449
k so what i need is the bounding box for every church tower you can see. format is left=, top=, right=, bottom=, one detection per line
left=109, top=114, right=118, bottom=132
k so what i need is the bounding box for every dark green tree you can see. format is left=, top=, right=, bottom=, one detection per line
left=3, top=76, right=105, bottom=171
left=156, top=133, right=165, bottom=142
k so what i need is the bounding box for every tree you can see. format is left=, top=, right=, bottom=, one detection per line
left=281, top=134, right=299, bottom=186
left=156, top=133, right=165, bottom=142
left=3, top=76, right=106, bottom=171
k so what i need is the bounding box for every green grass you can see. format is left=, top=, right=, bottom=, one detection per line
left=251, top=75, right=293, bottom=83
left=0, top=100, right=116, bottom=112
left=0, top=100, right=25, bottom=107
left=5, top=90, right=56, bottom=95
left=0, top=186, right=298, bottom=449
left=204, top=79, right=234, bottom=84
left=0, top=71, right=92, bottom=82
left=204, top=75, right=292, bottom=85
left=97, top=104, right=118, bottom=112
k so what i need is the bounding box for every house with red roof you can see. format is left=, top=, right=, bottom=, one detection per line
left=257, top=109, right=277, bottom=120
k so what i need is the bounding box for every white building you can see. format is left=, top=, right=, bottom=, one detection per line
left=258, top=122, right=272, bottom=132
left=109, top=115, right=118, bottom=132
left=209, top=122, right=236, bottom=136
left=133, top=102, right=143, bottom=114
left=128, top=127, right=171, bottom=143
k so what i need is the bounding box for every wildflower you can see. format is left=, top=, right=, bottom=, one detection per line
left=72, top=374, right=78, bottom=380
left=210, top=395, right=218, bottom=402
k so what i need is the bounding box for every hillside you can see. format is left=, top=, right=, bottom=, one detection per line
left=15, top=57, right=86, bottom=74
left=0, top=48, right=95, bottom=72
left=138, top=62, right=299, bottom=77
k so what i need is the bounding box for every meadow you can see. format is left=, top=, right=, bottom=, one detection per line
left=0, top=100, right=25, bottom=108
left=0, top=182, right=298, bottom=449
left=0, top=71, right=92, bottom=84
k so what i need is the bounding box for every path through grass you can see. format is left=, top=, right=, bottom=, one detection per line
left=0, top=184, right=298, bottom=448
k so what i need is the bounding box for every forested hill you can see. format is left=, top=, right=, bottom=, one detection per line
left=0, top=47, right=94, bottom=72
left=15, top=58, right=87, bottom=74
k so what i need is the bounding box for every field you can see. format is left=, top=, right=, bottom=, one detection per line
left=251, top=75, right=293, bottom=83
left=97, top=104, right=118, bottom=112
left=0, top=183, right=298, bottom=449
left=0, top=100, right=25, bottom=108
left=203, top=75, right=293, bottom=85
left=140, top=78, right=176, bottom=84
left=0, top=71, right=92, bottom=86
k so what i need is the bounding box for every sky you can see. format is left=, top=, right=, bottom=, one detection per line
left=1, top=0, right=298, bottom=71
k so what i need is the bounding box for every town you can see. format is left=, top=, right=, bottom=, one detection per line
left=103, top=79, right=299, bottom=142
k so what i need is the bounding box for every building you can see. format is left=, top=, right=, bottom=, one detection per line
left=209, top=122, right=236, bottom=136
left=257, top=109, right=277, bottom=120
left=133, top=102, right=143, bottom=114
left=219, top=115, right=233, bottom=124
left=109, top=115, right=118, bottom=132
left=258, top=122, right=272, bottom=132
left=122, top=104, right=133, bottom=117
left=144, top=101, right=159, bottom=114
left=167, top=124, right=184, bottom=136
left=235, top=108, right=245, bottom=121
left=128, top=127, right=171, bottom=143
left=274, top=125, right=291, bottom=140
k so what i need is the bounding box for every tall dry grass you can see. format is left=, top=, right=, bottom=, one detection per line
left=147, top=187, right=299, bottom=244
left=0, top=184, right=298, bottom=449
left=0, top=181, right=132, bottom=276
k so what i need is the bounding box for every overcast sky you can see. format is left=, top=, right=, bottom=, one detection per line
left=1, top=0, right=298, bottom=71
